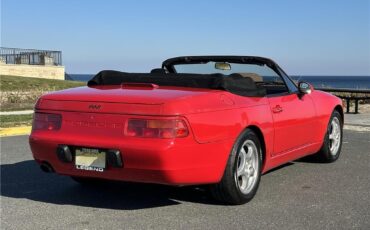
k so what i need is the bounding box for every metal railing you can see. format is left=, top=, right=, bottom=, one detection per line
left=316, top=88, right=370, bottom=114
left=0, top=47, right=62, bottom=66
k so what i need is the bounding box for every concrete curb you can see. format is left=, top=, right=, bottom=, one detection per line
left=0, top=110, right=34, bottom=115
left=344, top=124, right=370, bottom=132
left=0, top=126, right=32, bottom=137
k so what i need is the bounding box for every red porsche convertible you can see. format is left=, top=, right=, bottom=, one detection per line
left=29, top=56, right=343, bottom=204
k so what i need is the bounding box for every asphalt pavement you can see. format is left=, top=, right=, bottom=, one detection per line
left=1, top=129, right=370, bottom=230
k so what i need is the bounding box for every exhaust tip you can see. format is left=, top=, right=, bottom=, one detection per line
left=40, top=162, right=54, bottom=173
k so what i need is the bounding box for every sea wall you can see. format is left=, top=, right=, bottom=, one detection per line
left=0, top=63, right=65, bottom=80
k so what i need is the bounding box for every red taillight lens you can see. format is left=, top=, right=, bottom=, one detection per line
left=125, top=119, right=189, bottom=138
left=33, top=113, right=62, bottom=131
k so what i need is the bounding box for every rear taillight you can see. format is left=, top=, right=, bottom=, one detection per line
left=33, top=113, right=62, bottom=131
left=125, top=119, right=189, bottom=138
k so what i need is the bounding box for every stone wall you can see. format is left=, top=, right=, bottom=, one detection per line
left=0, top=63, right=65, bottom=80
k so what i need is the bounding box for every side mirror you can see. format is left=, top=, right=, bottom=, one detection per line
left=298, top=81, right=312, bottom=94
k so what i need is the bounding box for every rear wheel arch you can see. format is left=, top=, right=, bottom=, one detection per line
left=210, top=127, right=263, bottom=204
left=214, top=124, right=266, bottom=186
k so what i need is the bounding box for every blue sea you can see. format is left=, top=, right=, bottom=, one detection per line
left=68, top=74, right=370, bottom=89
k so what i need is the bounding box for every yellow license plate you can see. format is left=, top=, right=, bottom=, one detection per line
left=75, top=148, right=106, bottom=171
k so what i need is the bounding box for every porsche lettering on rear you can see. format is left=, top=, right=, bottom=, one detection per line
left=64, top=120, right=123, bottom=129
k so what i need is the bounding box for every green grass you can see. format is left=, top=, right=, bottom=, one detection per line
left=0, top=103, right=35, bottom=111
left=0, top=114, right=33, bottom=128
left=0, top=75, right=86, bottom=111
left=0, top=75, right=85, bottom=91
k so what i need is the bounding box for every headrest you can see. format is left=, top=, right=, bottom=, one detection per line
left=238, top=72, right=263, bottom=82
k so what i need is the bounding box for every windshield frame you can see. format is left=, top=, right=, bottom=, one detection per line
left=162, top=56, right=298, bottom=93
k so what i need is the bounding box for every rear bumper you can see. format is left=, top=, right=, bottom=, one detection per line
left=29, top=131, right=233, bottom=185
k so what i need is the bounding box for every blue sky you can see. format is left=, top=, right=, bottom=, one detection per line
left=1, top=0, right=369, bottom=75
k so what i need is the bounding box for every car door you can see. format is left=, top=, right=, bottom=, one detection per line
left=268, top=92, right=316, bottom=156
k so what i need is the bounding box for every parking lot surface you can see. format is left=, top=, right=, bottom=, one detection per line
left=1, top=129, right=369, bottom=230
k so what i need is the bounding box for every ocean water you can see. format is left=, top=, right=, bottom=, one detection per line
left=291, top=76, right=370, bottom=89
left=68, top=74, right=370, bottom=89
left=67, top=74, right=92, bottom=82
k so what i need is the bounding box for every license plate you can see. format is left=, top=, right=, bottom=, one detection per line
left=75, top=148, right=106, bottom=172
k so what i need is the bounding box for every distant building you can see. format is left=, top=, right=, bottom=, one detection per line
left=0, top=47, right=65, bottom=80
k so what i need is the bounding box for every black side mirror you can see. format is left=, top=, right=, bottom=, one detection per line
left=298, top=81, right=312, bottom=94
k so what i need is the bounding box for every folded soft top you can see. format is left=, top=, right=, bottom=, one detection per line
left=88, top=70, right=266, bottom=97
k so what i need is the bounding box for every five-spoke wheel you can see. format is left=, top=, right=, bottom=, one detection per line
left=210, top=129, right=262, bottom=205
left=235, top=140, right=259, bottom=194
left=315, top=110, right=343, bottom=162
left=328, top=116, right=341, bottom=156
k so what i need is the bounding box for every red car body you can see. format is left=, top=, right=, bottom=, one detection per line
left=29, top=56, right=343, bottom=187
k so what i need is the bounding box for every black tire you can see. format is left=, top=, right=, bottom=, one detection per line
left=315, top=110, right=343, bottom=163
left=210, top=129, right=262, bottom=205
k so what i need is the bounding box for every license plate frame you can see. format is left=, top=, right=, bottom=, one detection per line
left=75, top=147, right=106, bottom=172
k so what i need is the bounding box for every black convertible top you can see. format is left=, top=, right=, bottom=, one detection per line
left=88, top=70, right=266, bottom=97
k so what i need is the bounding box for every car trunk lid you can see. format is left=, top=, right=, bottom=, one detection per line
left=37, top=85, right=223, bottom=115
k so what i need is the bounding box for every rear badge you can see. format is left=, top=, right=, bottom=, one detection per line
left=88, top=104, right=101, bottom=110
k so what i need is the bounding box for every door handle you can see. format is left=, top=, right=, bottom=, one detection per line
left=272, top=105, right=283, bottom=113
